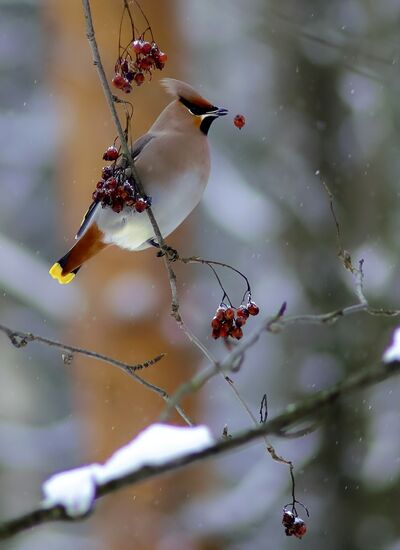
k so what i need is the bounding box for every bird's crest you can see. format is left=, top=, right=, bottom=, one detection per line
left=161, top=78, right=216, bottom=111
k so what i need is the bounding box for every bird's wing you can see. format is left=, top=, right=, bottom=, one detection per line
left=75, top=133, right=155, bottom=240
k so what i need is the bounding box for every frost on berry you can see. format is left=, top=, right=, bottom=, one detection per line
left=233, top=114, right=246, bottom=129
left=282, top=508, right=307, bottom=539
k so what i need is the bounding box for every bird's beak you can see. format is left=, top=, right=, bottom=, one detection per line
left=216, top=108, right=229, bottom=117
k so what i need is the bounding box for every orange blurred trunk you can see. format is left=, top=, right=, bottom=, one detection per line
left=45, top=1, right=202, bottom=548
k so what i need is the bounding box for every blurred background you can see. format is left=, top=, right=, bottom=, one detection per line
left=1, top=0, right=400, bottom=548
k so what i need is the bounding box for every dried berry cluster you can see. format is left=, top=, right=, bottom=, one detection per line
left=211, top=301, right=259, bottom=340
left=112, top=39, right=167, bottom=93
left=91, top=146, right=151, bottom=214
left=282, top=509, right=307, bottom=539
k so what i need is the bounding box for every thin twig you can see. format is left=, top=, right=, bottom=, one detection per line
left=81, top=0, right=217, bottom=367
left=0, top=323, right=192, bottom=426
left=2, top=358, right=400, bottom=540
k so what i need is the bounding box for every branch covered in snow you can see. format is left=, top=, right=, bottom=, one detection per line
left=1, top=357, right=400, bottom=541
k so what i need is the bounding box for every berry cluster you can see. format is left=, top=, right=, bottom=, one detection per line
left=112, top=39, right=167, bottom=93
left=211, top=301, right=259, bottom=340
left=233, top=114, right=246, bottom=130
left=91, top=146, right=151, bottom=214
left=282, top=509, right=307, bottom=539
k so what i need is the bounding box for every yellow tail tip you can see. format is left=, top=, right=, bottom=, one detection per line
left=49, top=263, right=75, bottom=285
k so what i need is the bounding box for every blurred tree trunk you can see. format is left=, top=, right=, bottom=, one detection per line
left=45, top=2, right=203, bottom=548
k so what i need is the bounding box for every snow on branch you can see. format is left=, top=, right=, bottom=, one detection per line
left=1, top=358, right=400, bottom=541
left=42, top=424, right=214, bottom=517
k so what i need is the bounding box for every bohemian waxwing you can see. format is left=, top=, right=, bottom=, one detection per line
left=49, top=78, right=228, bottom=284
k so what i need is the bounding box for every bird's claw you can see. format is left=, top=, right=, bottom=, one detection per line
left=156, top=246, right=179, bottom=262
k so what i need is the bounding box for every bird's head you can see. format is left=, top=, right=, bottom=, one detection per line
left=161, top=78, right=228, bottom=135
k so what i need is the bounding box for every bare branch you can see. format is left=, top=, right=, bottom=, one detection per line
left=1, top=359, right=399, bottom=541
left=0, top=323, right=192, bottom=426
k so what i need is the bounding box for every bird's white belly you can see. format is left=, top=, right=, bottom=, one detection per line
left=97, top=170, right=206, bottom=251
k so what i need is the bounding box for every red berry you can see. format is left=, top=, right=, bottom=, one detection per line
left=122, top=80, right=132, bottom=93
left=134, top=72, right=145, bottom=86
left=212, top=328, right=220, bottom=339
left=231, top=327, right=243, bottom=340
left=103, top=146, right=119, bottom=161
left=96, top=180, right=104, bottom=189
left=224, top=308, right=235, bottom=321
left=112, top=74, right=125, bottom=89
left=112, top=199, right=124, bottom=214
left=158, top=51, right=168, bottom=64
left=139, top=56, right=154, bottom=70
left=134, top=197, right=148, bottom=212
left=247, top=301, right=260, bottom=316
left=211, top=317, right=221, bottom=329
left=102, top=166, right=113, bottom=180
left=282, top=510, right=295, bottom=528
left=132, top=39, right=144, bottom=54
left=235, top=316, right=246, bottom=328
left=237, top=306, right=250, bottom=319
left=141, top=41, right=152, bottom=55
left=233, top=114, right=246, bottom=129
left=220, top=325, right=230, bottom=338
left=105, top=177, right=118, bottom=190
left=120, top=59, right=129, bottom=74
left=292, top=518, right=307, bottom=539
left=215, top=306, right=226, bottom=321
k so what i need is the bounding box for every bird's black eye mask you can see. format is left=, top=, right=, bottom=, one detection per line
left=179, top=96, right=218, bottom=116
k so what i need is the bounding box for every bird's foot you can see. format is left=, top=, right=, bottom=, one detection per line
left=156, top=245, right=179, bottom=262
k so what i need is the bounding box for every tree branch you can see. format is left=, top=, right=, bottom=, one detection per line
left=0, top=323, right=192, bottom=426
left=1, top=359, right=399, bottom=541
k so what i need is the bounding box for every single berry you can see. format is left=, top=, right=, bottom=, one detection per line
left=237, top=306, right=250, bottom=319
left=235, top=317, right=246, bottom=328
left=105, top=177, right=118, bottom=190
left=282, top=510, right=295, bottom=527
left=219, top=325, right=230, bottom=339
left=139, top=56, right=154, bottom=70
left=292, top=518, right=307, bottom=539
left=215, top=306, right=226, bottom=321
left=211, top=317, right=221, bottom=329
left=134, top=197, right=149, bottom=212
left=212, top=328, right=220, bottom=340
left=141, top=41, right=152, bottom=55
left=134, top=72, right=145, bottom=86
left=231, top=327, right=243, bottom=340
left=234, top=114, right=246, bottom=129
left=112, top=74, right=126, bottom=90
left=120, top=59, right=129, bottom=74
left=103, top=146, right=119, bottom=161
left=111, top=199, right=124, bottom=213
left=158, top=51, right=168, bottom=64
left=123, top=83, right=132, bottom=94
left=102, top=166, right=113, bottom=180
left=247, top=301, right=260, bottom=316
left=96, top=180, right=104, bottom=189
left=224, top=307, right=235, bottom=321
left=132, top=39, right=144, bottom=54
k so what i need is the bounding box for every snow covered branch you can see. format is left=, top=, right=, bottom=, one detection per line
left=1, top=357, right=400, bottom=541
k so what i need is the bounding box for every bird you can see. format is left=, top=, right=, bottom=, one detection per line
left=49, top=78, right=228, bottom=284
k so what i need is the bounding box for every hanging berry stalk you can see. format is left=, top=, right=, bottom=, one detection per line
left=281, top=466, right=309, bottom=539
left=112, top=0, right=168, bottom=94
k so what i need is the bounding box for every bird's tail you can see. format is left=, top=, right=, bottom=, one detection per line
left=49, top=224, right=108, bottom=285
